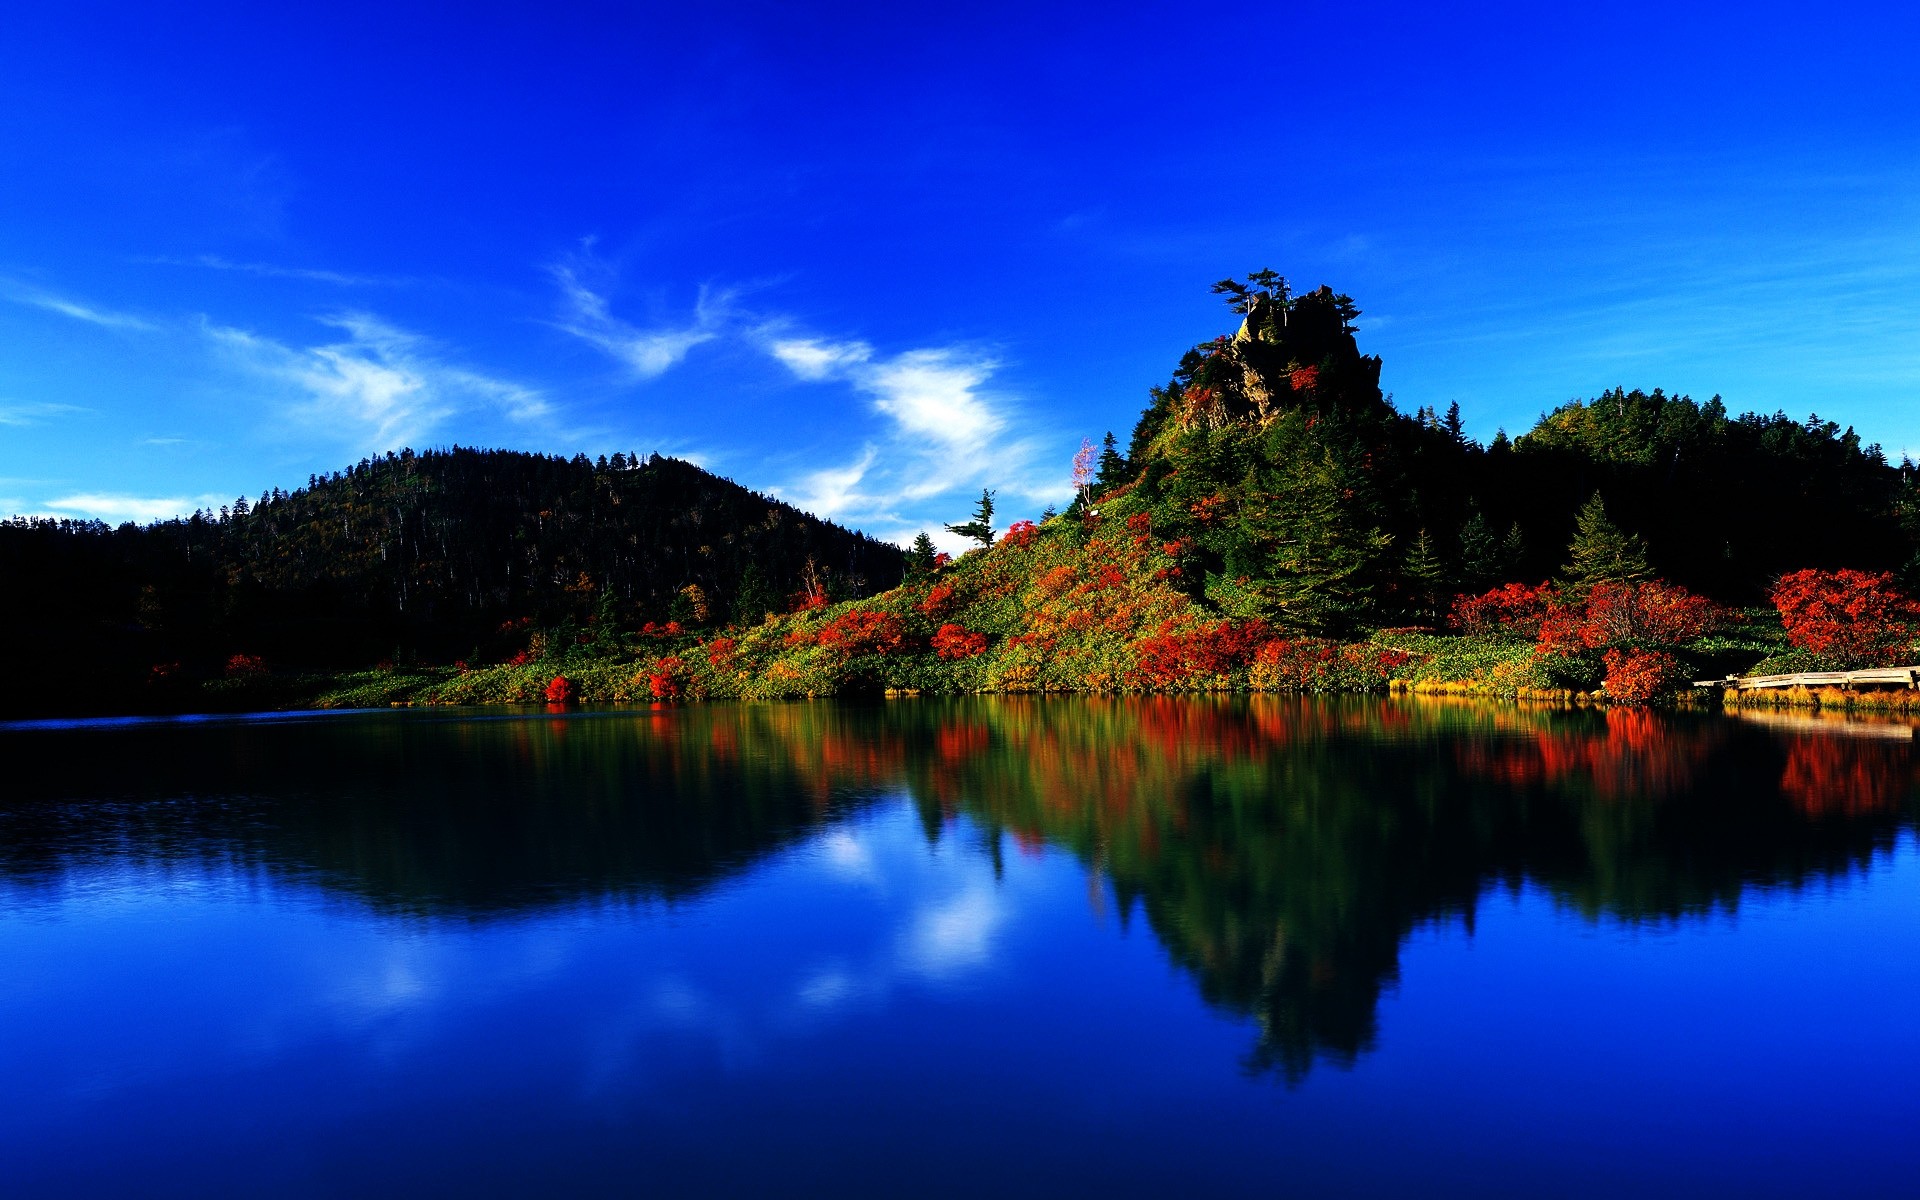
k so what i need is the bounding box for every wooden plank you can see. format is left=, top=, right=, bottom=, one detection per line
left=1693, top=664, right=1920, bottom=690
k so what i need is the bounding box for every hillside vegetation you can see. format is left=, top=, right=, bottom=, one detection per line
left=0, top=449, right=901, bottom=717
left=11, top=273, right=1919, bottom=715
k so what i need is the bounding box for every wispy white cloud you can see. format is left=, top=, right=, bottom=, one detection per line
left=1, top=282, right=154, bottom=331
left=769, top=337, right=873, bottom=380
left=761, top=329, right=1067, bottom=543
left=206, top=311, right=555, bottom=450
left=551, top=264, right=726, bottom=378
left=144, top=254, right=408, bottom=287
left=541, top=257, right=1064, bottom=541
left=781, top=446, right=880, bottom=524
left=0, top=401, right=91, bottom=426
left=35, top=491, right=227, bottom=525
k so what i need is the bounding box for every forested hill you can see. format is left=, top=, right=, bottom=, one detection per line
left=0, top=448, right=902, bottom=712
left=1106, top=277, right=1918, bottom=628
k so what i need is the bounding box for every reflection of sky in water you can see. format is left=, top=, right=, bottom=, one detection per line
left=2, top=702, right=1919, bottom=1196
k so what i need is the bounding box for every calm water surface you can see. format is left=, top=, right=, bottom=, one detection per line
left=2, top=697, right=1916, bottom=1196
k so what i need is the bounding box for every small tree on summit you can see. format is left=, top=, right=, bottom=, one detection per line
left=946, top=489, right=997, bottom=548
left=1210, top=269, right=1293, bottom=321
left=1560, top=493, right=1652, bottom=592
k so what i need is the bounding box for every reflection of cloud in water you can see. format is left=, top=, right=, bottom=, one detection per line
left=797, top=965, right=857, bottom=1008
left=816, top=829, right=880, bottom=884
left=903, top=884, right=1005, bottom=978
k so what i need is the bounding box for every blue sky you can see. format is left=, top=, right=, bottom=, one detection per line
left=3, top=2, right=1917, bottom=547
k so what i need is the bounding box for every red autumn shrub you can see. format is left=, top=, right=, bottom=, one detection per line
left=1125, top=512, right=1153, bottom=534
left=1130, top=619, right=1269, bottom=686
left=1003, top=520, right=1037, bottom=548
left=1580, top=581, right=1721, bottom=646
left=1034, top=566, right=1077, bottom=596
left=816, top=610, right=907, bottom=656
left=544, top=675, right=576, bottom=703
left=225, top=653, right=268, bottom=679
left=931, top=623, right=988, bottom=659
left=1770, top=568, right=1920, bottom=666
left=648, top=656, right=684, bottom=700
left=1453, top=582, right=1554, bottom=637
left=919, top=582, right=957, bottom=617
left=705, top=637, right=737, bottom=669
left=1188, top=495, right=1229, bottom=525
left=1289, top=365, right=1320, bottom=392
left=1535, top=580, right=1721, bottom=656
left=1601, top=648, right=1680, bottom=704
left=933, top=552, right=951, bottom=567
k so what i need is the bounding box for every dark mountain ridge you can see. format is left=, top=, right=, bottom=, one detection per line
left=0, top=447, right=902, bottom=715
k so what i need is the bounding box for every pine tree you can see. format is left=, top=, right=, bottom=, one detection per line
left=1499, top=522, right=1526, bottom=576
left=1457, top=509, right=1502, bottom=589
left=1230, top=414, right=1393, bottom=635
left=1560, top=493, right=1652, bottom=590
left=731, top=563, right=781, bottom=625
left=1402, top=528, right=1448, bottom=623
left=1096, top=431, right=1128, bottom=489
left=945, top=489, right=997, bottom=548
left=904, top=531, right=938, bottom=580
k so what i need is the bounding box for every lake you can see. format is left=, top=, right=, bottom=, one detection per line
left=2, top=697, right=1916, bottom=1196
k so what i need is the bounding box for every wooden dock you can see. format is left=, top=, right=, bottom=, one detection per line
left=1693, top=666, right=1920, bottom=691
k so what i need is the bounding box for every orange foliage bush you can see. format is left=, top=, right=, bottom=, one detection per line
left=1600, top=648, right=1680, bottom=704
left=1770, top=568, right=1920, bottom=666
left=648, top=656, right=684, bottom=700
left=1130, top=619, right=1269, bottom=686
left=919, top=582, right=957, bottom=617
left=544, top=675, right=576, bottom=703
left=816, top=610, right=908, bottom=656
left=224, top=653, right=268, bottom=679
left=1453, top=583, right=1553, bottom=637
left=931, top=623, right=989, bottom=659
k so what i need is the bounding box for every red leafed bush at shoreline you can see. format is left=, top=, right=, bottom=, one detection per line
left=648, top=656, right=685, bottom=700
left=1536, top=580, right=1723, bottom=657
left=1455, top=578, right=1723, bottom=703
left=544, top=675, right=576, bottom=703
left=1770, top=568, right=1920, bottom=667
left=1130, top=619, right=1269, bottom=686
left=1601, top=648, right=1682, bottom=703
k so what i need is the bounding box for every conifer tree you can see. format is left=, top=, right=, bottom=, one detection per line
left=1230, top=414, right=1393, bottom=635
left=1560, top=493, right=1652, bottom=590
left=1402, top=528, right=1448, bottom=623
left=1499, top=522, right=1526, bottom=576
left=904, top=531, right=938, bottom=580
left=946, top=490, right=996, bottom=548
left=1096, top=432, right=1127, bottom=489
left=1457, top=509, right=1501, bottom=589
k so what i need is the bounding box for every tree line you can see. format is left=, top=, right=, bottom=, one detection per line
left=0, top=448, right=903, bottom=716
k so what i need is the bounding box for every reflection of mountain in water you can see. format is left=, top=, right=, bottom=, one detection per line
left=2, top=699, right=1914, bottom=1078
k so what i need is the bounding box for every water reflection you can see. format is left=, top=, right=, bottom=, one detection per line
left=2, top=697, right=1914, bottom=1080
